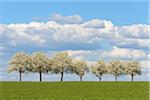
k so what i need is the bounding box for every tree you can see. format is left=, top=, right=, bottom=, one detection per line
left=30, top=52, right=49, bottom=82
left=71, top=59, right=88, bottom=81
left=108, top=60, right=123, bottom=82
left=46, top=58, right=53, bottom=74
left=125, top=61, right=141, bottom=82
left=51, top=52, right=72, bottom=82
left=91, top=60, right=107, bottom=82
left=8, top=52, right=30, bottom=82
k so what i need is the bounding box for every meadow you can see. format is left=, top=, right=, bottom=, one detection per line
left=0, top=82, right=149, bottom=100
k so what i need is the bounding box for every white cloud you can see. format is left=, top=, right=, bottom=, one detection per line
left=118, top=24, right=150, bottom=39
left=0, top=13, right=149, bottom=61
left=0, top=23, right=47, bottom=46
left=50, top=13, right=83, bottom=24
left=0, top=14, right=149, bottom=49
left=67, top=50, right=91, bottom=60
left=83, top=19, right=114, bottom=29
left=101, top=46, right=146, bottom=60
left=64, top=46, right=147, bottom=61
left=140, top=60, right=150, bottom=68
left=67, top=50, right=90, bottom=57
left=116, top=38, right=149, bottom=49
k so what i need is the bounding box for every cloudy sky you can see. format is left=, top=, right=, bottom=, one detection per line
left=0, top=0, right=149, bottom=81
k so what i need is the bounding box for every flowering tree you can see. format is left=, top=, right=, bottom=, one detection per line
left=125, top=61, right=141, bottom=82
left=8, top=52, right=30, bottom=82
left=51, top=52, right=72, bottom=82
left=92, top=60, right=107, bottom=82
left=31, top=52, right=49, bottom=82
left=46, top=58, right=53, bottom=74
left=8, top=51, right=142, bottom=82
left=108, top=60, right=123, bottom=82
left=71, top=59, right=88, bottom=81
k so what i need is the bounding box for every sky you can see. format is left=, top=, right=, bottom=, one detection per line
left=0, top=0, right=149, bottom=81
left=0, top=1, right=149, bottom=25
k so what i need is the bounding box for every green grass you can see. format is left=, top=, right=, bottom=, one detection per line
left=0, top=82, right=149, bottom=100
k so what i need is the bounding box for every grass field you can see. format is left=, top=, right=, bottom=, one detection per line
left=0, top=82, right=149, bottom=100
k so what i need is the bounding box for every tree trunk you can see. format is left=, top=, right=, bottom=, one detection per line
left=19, top=70, right=22, bottom=82
left=115, top=75, right=117, bottom=82
left=61, top=72, right=63, bottom=82
left=99, top=74, right=102, bottom=82
left=39, top=72, right=42, bottom=82
left=131, top=74, right=134, bottom=82
left=80, top=76, right=82, bottom=82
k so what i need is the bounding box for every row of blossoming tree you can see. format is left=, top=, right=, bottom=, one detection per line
left=8, top=51, right=141, bottom=82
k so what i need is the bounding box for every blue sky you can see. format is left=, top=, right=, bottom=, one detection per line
left=0, top=0, right=149, bottom=81
left=0, top=0, right=149, bottom=25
